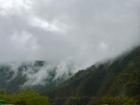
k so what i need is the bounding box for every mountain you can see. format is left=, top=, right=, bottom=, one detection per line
left=0, top=46, right=140, bottom=105
left=0, top=60, right=74, bottom=92
left=50, top=46, right=140, bottom=105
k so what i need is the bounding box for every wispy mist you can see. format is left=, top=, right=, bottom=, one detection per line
left=4, top=60, right=76, bottom=86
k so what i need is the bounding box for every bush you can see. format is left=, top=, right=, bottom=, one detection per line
left=0, top=90, right=51, bottom=105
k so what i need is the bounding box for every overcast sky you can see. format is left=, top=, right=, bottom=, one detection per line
left=0, top=0, right=140, bottom=68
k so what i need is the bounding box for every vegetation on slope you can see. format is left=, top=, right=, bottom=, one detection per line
left=50, top=47, right=140, bottom=105
left=0, top=47, right=139, bottom=105
left=0, top=90, right=51, bottom=105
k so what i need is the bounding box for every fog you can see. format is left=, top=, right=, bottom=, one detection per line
left=0, top=0, right=140, bottom=69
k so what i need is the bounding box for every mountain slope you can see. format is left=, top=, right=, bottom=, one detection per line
left=52, top=46, right=140, bottom=98
left=0, top=60, right=74, bottom=92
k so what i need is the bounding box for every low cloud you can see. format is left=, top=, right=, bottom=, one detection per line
left=0, top=0, right=140, bottom=69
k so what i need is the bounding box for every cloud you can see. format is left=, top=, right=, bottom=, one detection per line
left=30, top=17, right=67, bottom=33
left=0, top=0, right=140, bottom=69
left=22, top=59, right=76, bottom=86
left=0, top=0, right=32, bottom=16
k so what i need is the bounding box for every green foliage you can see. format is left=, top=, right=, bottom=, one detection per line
left=65, top=97, right=90, bottom=105
left=0, top=90, right=51, bottom=105
left=64, top=96, right=138, bottom=105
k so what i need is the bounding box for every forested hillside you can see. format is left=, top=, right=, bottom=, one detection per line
left=0, top=47, right=139, bottom=105
left=50, top=46, right=140, bottom=105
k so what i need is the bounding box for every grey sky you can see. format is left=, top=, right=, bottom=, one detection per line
left=0, top=0, right=140, bottom=68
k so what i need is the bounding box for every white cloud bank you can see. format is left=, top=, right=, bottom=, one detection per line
left=0, top=0, right=140, bottom=69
